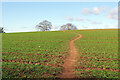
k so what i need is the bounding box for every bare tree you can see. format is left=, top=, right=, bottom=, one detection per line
left=60, top=25, right=66, bottom=31
left=36, top=20, right=52, bottom=31
left=0, top=27, right=5, bottom=33
left=60, top=23, right=77, bottom=31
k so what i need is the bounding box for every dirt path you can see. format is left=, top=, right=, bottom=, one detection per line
left=58, top=33, right=82, bottom=78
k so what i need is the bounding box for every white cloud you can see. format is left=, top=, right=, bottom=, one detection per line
left=91, top=21, right=102, bottom=24
left=52, top=25, right=57, bottom=28
left=82, top=7, right=109, bottom=15
left=65, top=16, right=73, bottom=21
left=93, top=7, right=100, bottom=15
left=51, top=25, right=60, bottom=29
left=66, top=16, right=84, bottom=22
left=86, top=19, right=102, bottom=25
left=76, top=17, right=84, bottom=21
left=99, top=6, right=109, bottom=12
left=107, top=7, right=118, bottom=20
left=81, top=8, right=92, bottom=15
left=104, top=24, right=118, bottom=28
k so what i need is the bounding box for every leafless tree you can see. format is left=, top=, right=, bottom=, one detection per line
left=36, top=20, right=52, bottom=31
left=60, top=25, right=66, bottom=31
left=60, top=23, right=77, bottom=31
left=0, top=27, right=5, bottom=33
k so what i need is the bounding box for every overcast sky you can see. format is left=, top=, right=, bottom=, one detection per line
left=2, top=2, right=118, bottom=33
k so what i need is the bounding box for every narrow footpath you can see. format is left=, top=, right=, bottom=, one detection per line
left=59, top=33, right=82, bottom=78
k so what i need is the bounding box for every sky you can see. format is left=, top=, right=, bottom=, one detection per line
left=1, top=0, right=119, bottom=2
left=1, top=2, right=118, bottom=33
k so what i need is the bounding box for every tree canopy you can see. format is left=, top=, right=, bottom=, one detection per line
left=36, top=20, right=52, bottom=31
left=60, top=23, right=77, bottom=31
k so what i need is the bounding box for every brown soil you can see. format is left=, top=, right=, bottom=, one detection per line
left=75, top=67, right=119, bottom=72
left=58, top=33, right=82, bottom=78
left=78, top=41, right=119, bottom=43
left=78, top=56, right=120, bottom=61
left=2, top=59, right=63, bottom=68
left=1, top=52, right=63, bottom=58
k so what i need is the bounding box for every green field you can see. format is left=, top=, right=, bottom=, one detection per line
left=74, top=29, right=119, bottom=78
left=2, top=31, right=77, bottom=78
left=2, top=29, right=119, bottom=79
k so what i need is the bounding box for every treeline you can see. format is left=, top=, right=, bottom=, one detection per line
left=36, top=20, right=77, bottom=31
left=1, top=20, right=78, bottom=33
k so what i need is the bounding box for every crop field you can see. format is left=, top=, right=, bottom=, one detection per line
left=74, top=29, right=119, bottom=78
left=1, top=29, right=119, bottom=79
left=2, top=31, right=77, bottom=78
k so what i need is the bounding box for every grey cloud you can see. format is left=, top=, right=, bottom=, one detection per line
left=66, top=16, right=84, bottom=22
left=82, top=7, right=109, bottom=15
left=65, top=16, right=74, bottom=21
left=107, top=7, right=118, bottom=20
left=81, top=8, right=92, bottom=15
left=76, top=17, right=84, bottom=21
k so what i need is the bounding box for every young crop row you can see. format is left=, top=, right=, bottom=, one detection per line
left=2, top=62, right=62, bottom=78
left=74, top=29, right=119, bottom=78
left=2, top=31, right=77, bottom=78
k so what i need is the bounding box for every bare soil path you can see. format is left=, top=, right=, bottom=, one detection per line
left=58, top=33, right=82, bottom=78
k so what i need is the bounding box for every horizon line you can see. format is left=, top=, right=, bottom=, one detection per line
left=5, top=28, right=119, bottom=33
